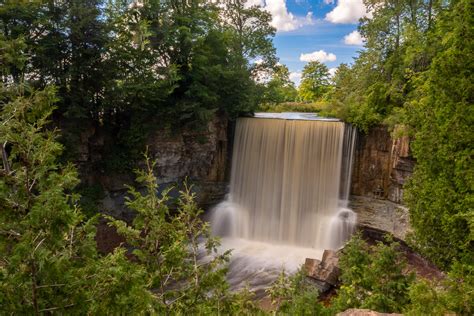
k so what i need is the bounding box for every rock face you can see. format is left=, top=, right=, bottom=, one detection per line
left=351, top=126, right=415, bottom=204
left=305, top=250, right=341, bottom=293
left=69, top=115, right=230, bottom=219
left=349, top=196, right=411, bottom=241
left=349, top=126, right=414, bottom=239
left=337, top=309, right=403, bottom=316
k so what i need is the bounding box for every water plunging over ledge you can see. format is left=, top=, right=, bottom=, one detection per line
left=208, top=113, right=357, bottom=292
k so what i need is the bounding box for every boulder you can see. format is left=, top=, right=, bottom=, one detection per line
left=337, top=309, right=402, bottom=316
left=305, top=250, right=341, bottom=286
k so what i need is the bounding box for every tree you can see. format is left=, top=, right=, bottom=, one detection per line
left=103, top=154, right=264, bottom=314
left=262, top=64, right=298, bottom=104
left=298, top=61, right=331, bottom=102
left=404, top=0, right=474, bottom=269
left=223, top=0, right=277, bottom=68
left=331, top=234, right=415, bottom=314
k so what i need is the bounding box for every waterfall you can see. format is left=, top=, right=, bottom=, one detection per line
left=208, top=114, right=357, bottom=291
left=211, top=115, right=357, bottom=250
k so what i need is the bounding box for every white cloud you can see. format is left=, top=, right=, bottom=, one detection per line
left=328, top=67, right=337, bottom=78
left=299, top=50, right=337, bottom=63
left=344, top=30, right=364, bottom=46
left=245, top=0, right=264, bottom=7
left=325, top=0, right=370, bottom=24
left=264, top=0, right=315, bottom=32
left=289, top=71, right=302, bottom=85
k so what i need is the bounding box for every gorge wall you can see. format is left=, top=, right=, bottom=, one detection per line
left=349, top=125, right=415, bottom=240
left=350, top=125, right=414, bottom=204
left=71, top=115, right=230, bottom=219
left=71, top=116, right=414, bottom=240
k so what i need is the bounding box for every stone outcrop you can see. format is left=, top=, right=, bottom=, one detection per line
left=349, top=126, right=414, bottom=240
left=349, top=196, right=411, bottom=240
left=337, top=309, right=402, bottom=316
left=68, top=115, right=230, bottom=219
left=305, top=250, right=341, bottom=293
left=351, top=126, right=415, bottom=204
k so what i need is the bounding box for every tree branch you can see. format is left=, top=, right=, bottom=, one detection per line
left=1, top=141, right=10, bottom=173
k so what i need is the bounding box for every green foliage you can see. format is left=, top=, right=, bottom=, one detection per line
left=298, top=61, right=331, bottom=102
left=267, top=269, right=326, bottom=315
left=403, top=0, right=474, bottom=269
left=0, top=76, right=255, bottom=313
left=331, top=234, right=415, bottom=314
left=1, top=0, right=277, bottom=171
left=105, top=155, right=257, bottom=314
left=407, top=262, right=474, bottom=315
left=0, top=81, right=156, bottom=314
left=261, top=64, right=298, bottom=105
left=322, top=0, right=472, bottom=285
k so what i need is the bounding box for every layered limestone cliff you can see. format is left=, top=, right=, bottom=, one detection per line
left=350, top=126, right=415, bottom=239
left=70, top=115, right=230, bottom=219
left=72, top=116, right=414, bottom=240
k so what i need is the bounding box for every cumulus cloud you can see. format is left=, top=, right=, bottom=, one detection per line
left=289, top=71, right=302, bottom=85
left=257, top=0, right=316, bottom=32
left=245, top=0, right=264, bottom=7
left=325, top=0, right=370, bottom=24
left=344, top=30, right=365, bottom=46
left=299, top=50, right=337, bottom=63
left=328, top=67, right=337, bottom=78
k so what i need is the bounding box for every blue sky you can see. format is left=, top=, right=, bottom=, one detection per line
left=255, top=0, right=369, bottom=85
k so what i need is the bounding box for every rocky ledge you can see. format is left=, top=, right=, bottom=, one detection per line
left=349, top=195, right=411, bottom=241
left=337, top=309, right=402, bottom=316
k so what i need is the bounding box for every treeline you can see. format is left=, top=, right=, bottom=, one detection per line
left=1, top=0, right=276, bottom=121
left=1, top=0, right=277, bottom=169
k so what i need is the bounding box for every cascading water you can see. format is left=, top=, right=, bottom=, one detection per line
left=208, top=113, right=357, bottom=293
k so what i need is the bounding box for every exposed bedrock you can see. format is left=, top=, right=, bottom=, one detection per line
left=69, top=114, right=230, bottom=219
left=349, top=196, right=410, bottom=241
left=349, top=125, right=414, bottom=239
left=72, top=114, right=414, bottom=241
left=351, top=125, right=415, bottom=204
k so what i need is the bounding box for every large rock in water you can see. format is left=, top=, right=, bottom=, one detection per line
left=305, top=250, right=341, bottom=292
left=337, top=309, right=402, bottom=316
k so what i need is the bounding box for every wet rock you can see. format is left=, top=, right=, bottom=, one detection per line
left=305, top=250, right=341, bottom=287
left=337, top=309, right=402, bottom=316
left=349, top=195, right=410, bottom=241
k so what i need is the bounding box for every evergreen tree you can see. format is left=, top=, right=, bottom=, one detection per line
left=105, top=155, right=253, bottom=314
left=404, top=0, right=474, bottom=268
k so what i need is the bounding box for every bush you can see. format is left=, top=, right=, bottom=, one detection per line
left=331, top=234, right=415, bottom=314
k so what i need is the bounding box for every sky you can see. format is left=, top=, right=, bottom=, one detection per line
left=251, top=0, right=369, bottom=85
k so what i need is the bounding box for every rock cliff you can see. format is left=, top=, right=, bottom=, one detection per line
left=349, top=125, right=415, bottom=239
left=351, top=126, right=415, bottom=204
left=71, top=116, right=415, bottom=240
left=69, top=115, right=230, bottom=219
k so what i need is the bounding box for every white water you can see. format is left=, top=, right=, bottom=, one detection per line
left=209, top=114, right=357, bottom=290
